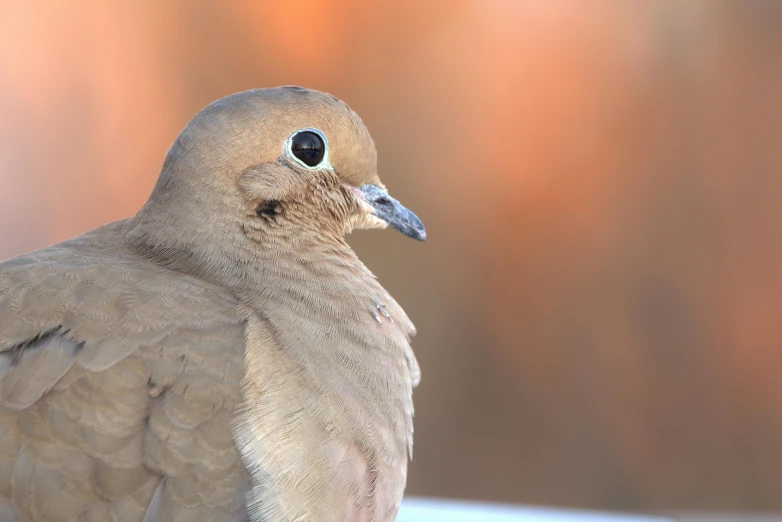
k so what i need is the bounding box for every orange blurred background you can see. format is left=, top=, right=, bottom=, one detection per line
left=2, top=0, right=782, bottom=512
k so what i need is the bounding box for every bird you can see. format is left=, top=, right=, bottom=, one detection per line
left=0, top=86, right=425, bottom=522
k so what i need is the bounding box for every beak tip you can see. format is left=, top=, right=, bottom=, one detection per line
left=402, top=221, right=426, bottom=242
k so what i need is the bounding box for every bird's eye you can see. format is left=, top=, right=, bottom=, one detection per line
left=289, top=130, right=326, bottom=167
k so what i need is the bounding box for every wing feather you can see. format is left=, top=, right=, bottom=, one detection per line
left=0, top=221, right=248, bottom=521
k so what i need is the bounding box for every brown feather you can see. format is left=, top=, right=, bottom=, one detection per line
left=0, top=86, right=420, bottom=521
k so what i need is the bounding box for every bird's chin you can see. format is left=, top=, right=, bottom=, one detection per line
left=351, top=214, right=389, bottom=232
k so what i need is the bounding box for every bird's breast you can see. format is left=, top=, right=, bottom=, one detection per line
left=234, top=305, right=414, bottom=522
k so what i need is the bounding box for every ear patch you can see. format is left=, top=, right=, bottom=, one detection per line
left=256, top=200, right=281, bottom=217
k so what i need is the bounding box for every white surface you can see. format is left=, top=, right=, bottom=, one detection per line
left=397, top=498, right=673, bottom=522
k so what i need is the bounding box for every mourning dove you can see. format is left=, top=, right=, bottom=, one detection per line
left=0, top=87, right=425, bottom=522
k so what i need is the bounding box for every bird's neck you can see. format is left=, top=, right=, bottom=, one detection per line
left=252, top=234, right=379, bottom=300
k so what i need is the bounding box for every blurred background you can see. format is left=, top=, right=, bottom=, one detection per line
left=2, top=0, right=782, bottom=514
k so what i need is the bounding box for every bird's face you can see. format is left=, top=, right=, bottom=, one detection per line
left=131, top=87, right=424, bottom=269
left=228, top=87, right=426, bottom=245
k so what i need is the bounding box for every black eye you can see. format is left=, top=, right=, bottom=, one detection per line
left=290, top=131, right=325, bottom=167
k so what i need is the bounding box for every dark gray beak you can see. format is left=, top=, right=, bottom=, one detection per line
left=358, top=184, right=426, bottom=241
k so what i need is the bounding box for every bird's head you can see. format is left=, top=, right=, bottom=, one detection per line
left=130, top=87, right=424, bottom=261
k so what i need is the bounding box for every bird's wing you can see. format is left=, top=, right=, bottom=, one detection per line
left=0, top=221, right=248, bottom=521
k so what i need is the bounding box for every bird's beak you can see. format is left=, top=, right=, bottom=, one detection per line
left=357, top=184, right=426, bottom=241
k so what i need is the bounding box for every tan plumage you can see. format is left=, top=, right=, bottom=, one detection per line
left=0, top=87, right=423, bottom=521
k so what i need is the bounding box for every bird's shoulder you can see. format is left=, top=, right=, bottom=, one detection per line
left=0, top=219, right=243, bottom=366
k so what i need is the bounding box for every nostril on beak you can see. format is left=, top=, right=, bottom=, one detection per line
left=374, top=196, right=393, bottom=208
